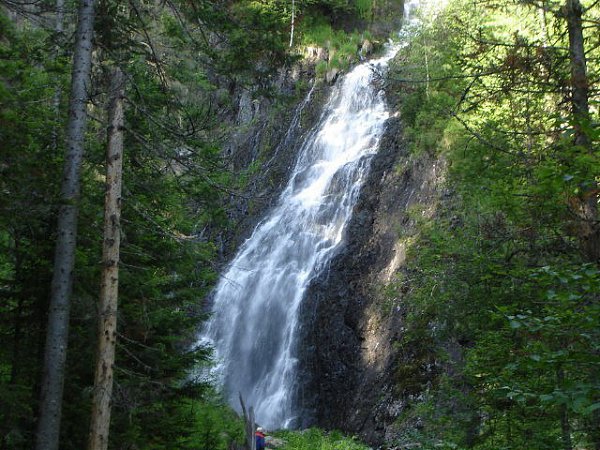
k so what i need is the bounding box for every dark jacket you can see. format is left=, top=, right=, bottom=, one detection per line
left=255, top=431, right=266, bottom=450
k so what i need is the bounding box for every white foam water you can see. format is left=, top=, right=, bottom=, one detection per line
left=199, top=1, right=422, bottom=429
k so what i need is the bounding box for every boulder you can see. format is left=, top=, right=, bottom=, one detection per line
left=325, top=68, right=339, bottom=84
left=361, top=39, right=374, bottom=57
left=305, top=46, right=329, bottom=61
left=237, top=90, right=260, bottom=124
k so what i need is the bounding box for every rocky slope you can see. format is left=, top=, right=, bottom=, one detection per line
left=211, top=65, right=329, bottom=260
left=298, top=102, right=447, bottom=445
left=213, top=9, right=450, bottom=446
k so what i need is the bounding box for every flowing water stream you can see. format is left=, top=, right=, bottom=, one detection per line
left=200, top=2, right=420, bottom=429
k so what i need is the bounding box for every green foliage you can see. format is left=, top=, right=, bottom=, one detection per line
left=169, top=0, right=297, bottom=91
left=354, top=0, right=372, bottom=19
left=299, top=0, right=360, bottom=17
left=291, top=0, right=403, bottom=72
left=464, top=264, right=600, bottom=448
left=297, top=0, right=402, bottom=26
left=0, top=0, right=262, bottom=448
left=385, top=0, right=600, bottom=448
left=277, top=428, right=370, bottom=449
left=300, top=15, right=374, bottom=70
left=57, top=25, right=230, bottom=448
left=175, top=396, right=245, bottom=450
left=0, top=14, right=65, bottom=447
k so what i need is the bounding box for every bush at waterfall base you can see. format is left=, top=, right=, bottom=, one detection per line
left=276, top=428, right=369, bottom=449
left=175, top=398, right=246, bottom=449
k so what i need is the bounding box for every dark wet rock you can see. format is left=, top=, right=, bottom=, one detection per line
left=216, top=74, right=331, bottom=262
left=296, top=107, right=447, bottom=446
left=211, top=22, right=448, bottom=446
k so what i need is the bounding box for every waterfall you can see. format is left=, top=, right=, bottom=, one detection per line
left=200, top=3, right=419, bottom=429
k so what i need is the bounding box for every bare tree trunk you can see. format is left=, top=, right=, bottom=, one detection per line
left=538, top=0, right=549, bottom=45
left=51, top=0, right=65, bottom=152
left=590, top=409, right=600, bottom=450
left=565, top=0, right=590, bottom=147
left=34, top=1, right=96, bottom=449
left=240, top=394, right=257, bottom=450
left=87, top=67, right=125, bottom=450
left=560, top=403, right=573, bottom=450
left=564, top=0, right=599, bottom=262
left=289, top=0, right=295, bottom=47
left=564, top=0, right=600, bottom=417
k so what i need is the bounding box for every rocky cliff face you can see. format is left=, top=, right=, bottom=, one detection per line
left=297, top=110, right=447, bottom=445
left=216, top=22, right=448, bottom=447
left=212, top=66, right=330, bottom=260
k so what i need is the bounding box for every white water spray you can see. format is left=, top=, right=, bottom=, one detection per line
left=200, top=2, right=422, bottom=429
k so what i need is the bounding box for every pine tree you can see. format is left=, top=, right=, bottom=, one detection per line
left=87, top=67, right=125, bottom=450
left=35, top=1, right=96, bottom=449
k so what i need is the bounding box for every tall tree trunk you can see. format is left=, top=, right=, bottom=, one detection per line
left=539, top=1, right=549, bottom=45
left=289, top=0, right=295, bottom=47
left=87, top=67, right=125, bottom=450
left=564, top=0, right=599, bottom=262
left=565, top=0, right=590, bottom=147
left=564, top=0, right=600, bottom=442
left=559, top=404, right=573, bottom=450
left=34, top=1, right=96, bottom=449
left=51, top=0, right=65, bottom=152
left=590, top=409, right=600, bottom=450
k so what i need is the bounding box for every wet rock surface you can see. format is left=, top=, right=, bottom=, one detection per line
left=212, top=40, right=447, bottom=447
left=216, top=71, right=330, bottom=261
left=297, top=110, right=447, bottom=446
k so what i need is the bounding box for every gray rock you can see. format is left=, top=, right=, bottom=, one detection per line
left=237, top=90, right=259, bottom=124
left=361, top=39, right=374, bottom=57
left=305, top=46, right=329, bottom=61
left=325, top=68, right=339, bottom=84
left=297, top=111, right=448, bottom=447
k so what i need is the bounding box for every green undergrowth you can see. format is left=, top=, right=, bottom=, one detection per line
left=301, top=14, right=375, bottom=72
left=275, top=428, right=370, bottom=449
left=175, top=398, right=246, bottom=450
left=301, top=17, right=372, bottom=72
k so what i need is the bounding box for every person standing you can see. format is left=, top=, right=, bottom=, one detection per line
left=255, top=427, right=266, bottom=450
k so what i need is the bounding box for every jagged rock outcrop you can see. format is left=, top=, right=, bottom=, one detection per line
left=298, top=110, right=447, bottom=446
left=213, top=3, right=406, bottom=260
left=219, top=59, right=448, bottom=447
left=213, top=67, right=331, bottom=260
left=211, top=6, right=449, bottom=444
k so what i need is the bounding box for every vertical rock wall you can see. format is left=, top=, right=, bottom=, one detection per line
left=298, top=112, right=447, bottom=445
left=213, top=68, right=330, bottom=261
left=212, top=9, right=450, bottom=443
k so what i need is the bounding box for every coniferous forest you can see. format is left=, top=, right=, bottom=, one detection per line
left=0, top=0, right=598, bottom=449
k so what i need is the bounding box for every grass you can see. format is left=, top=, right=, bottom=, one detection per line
left=275, top=428, right=370, bottom=449
left=299, top=15, right=375, bottom=72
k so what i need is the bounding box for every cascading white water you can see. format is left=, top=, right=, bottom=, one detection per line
left=200, top=1, right=421, bottom=429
